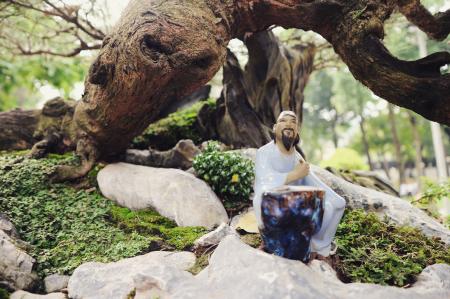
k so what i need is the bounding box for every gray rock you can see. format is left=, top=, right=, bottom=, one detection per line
left=10, top=291, right=66, bottom=299
left=66, top=236, right=450, bottom=298
left=67, top=251, right=196, bottom=299
left=193, top=235, right=450, bottom=299
left=308, top=260, right=339, bottom=282
left=0, top=213, right=19, bottom=239
left=0, top=230, right=38, bottom=290
left=193, top=223, right=238, bottom=248
left=44, top=274, right=70, bottom=293
left=97, top=163, right=228, bottom=228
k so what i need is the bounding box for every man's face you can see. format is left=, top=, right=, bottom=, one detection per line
left=274, top=114, right=298, bottom=150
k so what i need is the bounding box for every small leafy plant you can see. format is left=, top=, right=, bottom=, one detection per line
left=335, top=209, right=450, bottom=286
left=193, top=141, right=254, bottom=205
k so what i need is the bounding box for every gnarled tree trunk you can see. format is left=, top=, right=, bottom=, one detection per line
left=1, top=0, right=449, bottom=180
left=197, top=30, right=316, bottom=148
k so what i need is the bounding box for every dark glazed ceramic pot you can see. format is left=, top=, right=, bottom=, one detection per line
left=260, top=185, right=324, bottom=262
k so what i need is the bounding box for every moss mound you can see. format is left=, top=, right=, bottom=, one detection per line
left=0, top=152, right=207, bottom=277
left=110, top=206, right=207, bottom=250
left=132, top=99, right=216, bottom=150
left=335, top=209, right=450, bottom=286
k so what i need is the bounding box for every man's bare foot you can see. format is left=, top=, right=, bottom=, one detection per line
left=309, top=252, right=318, bottom=261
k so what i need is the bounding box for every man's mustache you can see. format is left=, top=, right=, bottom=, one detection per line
left=282, top=128, right=294, bottom=134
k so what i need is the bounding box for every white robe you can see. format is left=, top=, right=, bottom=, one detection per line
left=253, top=141, right=346, bottom=256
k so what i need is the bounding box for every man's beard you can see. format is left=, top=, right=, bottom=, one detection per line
left=281, top=129, right=295, bottom=151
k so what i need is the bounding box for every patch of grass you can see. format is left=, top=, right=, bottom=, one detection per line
left=110, top=206, right=207, bottom=250
left=0, top=152, right=196, bottom=277
left=132, top=98, right=216, bottom=150
left=335, top=209, right=450, bottom=286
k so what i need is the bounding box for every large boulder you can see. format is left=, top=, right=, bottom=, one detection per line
left=192, top=235, right=450, bottom=299
left=67, top=251, right=196, bottom=299
left=72, top=236, right=448, bottom=298
left=44, top=274, right=70, bottom=293
left=97, top=163, right=228, bottom=228
left=0, top=227, right=38, bottom=290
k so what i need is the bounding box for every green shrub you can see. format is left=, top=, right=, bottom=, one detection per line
left=193, top=141, right=254, bottom=205
left=335, top=209, right=450, bottom=286
left=132, top=98, right=216, bottom=150
left=320, top=148, right=369, bottom=170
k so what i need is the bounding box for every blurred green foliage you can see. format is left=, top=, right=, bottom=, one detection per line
left=410, top=178, right=450, bottom=224
left=0, top=56, right=88, bottom=111
left=320, top=148, right=369, bottom=170
left=0, top=288, right=8, bottom=299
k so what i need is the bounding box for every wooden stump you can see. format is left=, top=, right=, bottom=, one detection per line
left=260, top=186, right=324, bottom=262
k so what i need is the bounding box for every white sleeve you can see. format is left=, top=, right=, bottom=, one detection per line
left=253, top=149, right=289, bottom=227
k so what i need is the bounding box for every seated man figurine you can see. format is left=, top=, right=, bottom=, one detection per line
left=253, top=110, right=346, bottom=258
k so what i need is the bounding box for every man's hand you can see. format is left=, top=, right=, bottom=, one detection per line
left=285, top=160, right=310, bottom=184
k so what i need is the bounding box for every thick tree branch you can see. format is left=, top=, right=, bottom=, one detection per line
left=3, top=0, right=448, bottom=181
left=397, top=0, right=450, bottom=40
left=336, top=34, right=450, bottom=124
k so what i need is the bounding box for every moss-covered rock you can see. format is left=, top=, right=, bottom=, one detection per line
left=132, top=99, right=216, bottom=150
left=110, top=206, right=208, bottom=250
left=0, top=151, right=207, bottom=278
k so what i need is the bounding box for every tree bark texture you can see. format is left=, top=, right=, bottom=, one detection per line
left=0, top=97, right=76, bottom=155
left=197, top=30, right=315, bottom=148
left=2, top=0, right=449, bottom=180
left=0, top=109, right=39, bottom=151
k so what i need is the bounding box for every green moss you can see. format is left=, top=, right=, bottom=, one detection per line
left=132, top=98, right=216, bottom=150
left=110, top=206, right=208, bottom=250
left=187, top=253, right=210, bottom=275
left=240, top=234, right=262, bottom=248
left=335, top=209, right=450, bottom=286
left=0, top=153, right=154, bottom=277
